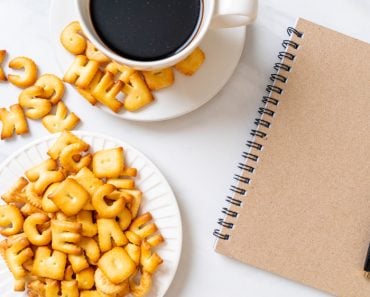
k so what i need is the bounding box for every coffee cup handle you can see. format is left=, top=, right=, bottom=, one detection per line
left=210, top=0, right=258, bottom=29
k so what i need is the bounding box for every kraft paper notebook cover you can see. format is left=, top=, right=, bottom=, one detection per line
left=214, top=18, right=370, bottom=297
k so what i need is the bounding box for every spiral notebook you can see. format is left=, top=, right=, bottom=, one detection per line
left=214, top=18, right=370, bottom=297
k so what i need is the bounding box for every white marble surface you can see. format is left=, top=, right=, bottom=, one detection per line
left=0, top=0, right=369, bottom=296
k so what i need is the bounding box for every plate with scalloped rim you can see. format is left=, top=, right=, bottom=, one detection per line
left=49, top=0, right=247, bottom=122
left=0, top=131, right=182, bottom=297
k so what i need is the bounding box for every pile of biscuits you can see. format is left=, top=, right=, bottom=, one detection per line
left=0, top=51, right=80, bottom=140
left=61, top=21, right=206, bottom=112
left=0, top=131, right=164, bottom=297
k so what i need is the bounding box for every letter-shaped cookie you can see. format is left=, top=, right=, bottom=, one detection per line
left=97, top=218, right=128, bottom=252
left=129, top=212, right=157, bottom=239
left=142, top=68, right=174, bottom=91
left=117, top=206, right=132, bottom=231
left=125, top=243, right=140, bottom=265
left=76, top=210, right=97, bottom=237
left=85, top=40, right=110, bottom=63
left=25, top=159, right=64, bottom=195
left=60, top=21, right=87, bottom=55
left=25, top=183, right=43, bottom=209
left=140, top=240, right=163, bottom=274
left=42, top=101, right=80, bottom=133
left=59, top=143, right=91, bottom=173
left=66, top=266, right=95, bottom=290
left=19, top=86, right=52, bottom=119
left=122, top=189, right=142, bottom=219
left=94, top=268, right=130, bottom=296
left=122, top=72, right=153, bottom=112
left=49, top=178, right=90, bottom=216
left=79, top=236, right=100, bottom=265
left=105, top=61, right=135, bottom=84
left=68, top=253, right=89, bottom=273
left=63, top=55, right=99, bottom=88
left=0, top=205, right=24, bottom=236
left=1, top=177, right=28, bottom=204
left=0, top=104, right=29, bottom=140
left=44, top=279, right=79, bottom=297
left=76, top=70, right=103, bottom=105
left=35, top=74, right=65, bottom=105
left=92, top=184, right=125, bottom=218
left=32, top=246, right=67, bottom=280
left=92, top=147, right=124, bottom=178
left=41, top=182, right=60, bottom=212
left=8, top=56, right=38, bottom=88
left=174, top=47, right=205, bottom=76
left=91, top=72, right=123, bottom=112
left=129, top=271, right=153, bottom=297
left=5, top=237, right=33, bottom=280
left=98, top=247, right=136, bottom=284
left=47, top=130, right=89, bottom=160
left=107, top=178, right=135, bottom=190
left=23, top=213, right=51, bottom=246
left=0, top=50, right=6, bottom=81
left=51, top=219, right=82, bottom=254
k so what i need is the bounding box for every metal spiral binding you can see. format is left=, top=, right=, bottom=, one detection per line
left=213, top=26, right=303, bottom=241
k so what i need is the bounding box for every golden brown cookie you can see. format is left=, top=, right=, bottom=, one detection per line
left=98, top=247, right=136, bottom=284
left=63, top=55, right=99, bottom=88
left=122, top=72, right=153, bottom=112
left=60, top=21, right=87, bottom=55
left=51, top=219, right=82, bottom=254
left=85, top=40, right=110, bottom=63
left=0, top=205, right=24, bottom=236
left=25, top=159, right=64, bottom=195
left=42, top=101, right=80, bottom=133
left=0, top=104, right=29, bottom=140
left=8, top=56, right=38, bottom=88
left=142, top=68, right=174, bottom=90
left=174, top=47, right=205, bottom=76
left=18, top=86, right=52, bottom=120
left=34, top=74, right=65, bottom=105
left=0, top=50, right=7, bottom=81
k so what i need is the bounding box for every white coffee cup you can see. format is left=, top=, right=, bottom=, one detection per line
left=76, top=0, right=258, bottom=70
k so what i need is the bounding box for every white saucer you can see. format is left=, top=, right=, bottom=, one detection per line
left=0, top=131, right=182, bottom=297
left=49, top=0, right=247, bottom=122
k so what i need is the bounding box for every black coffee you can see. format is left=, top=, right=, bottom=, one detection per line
left=90, top=0, right=202, bottom=62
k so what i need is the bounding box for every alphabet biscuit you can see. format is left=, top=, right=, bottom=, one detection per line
left=42, top=101, right=80, bottom=133
left=0, top=104, right=29, bottom=140
left=8, top=56, right=38, bottom=88
left=60, top=21, right=87, bottom=55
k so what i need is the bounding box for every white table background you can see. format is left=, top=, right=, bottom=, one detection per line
left=0, top=0, right=369, bottom=296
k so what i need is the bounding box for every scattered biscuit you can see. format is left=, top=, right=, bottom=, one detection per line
left=0, top=50, right=6, bottom=81
left=34, top=74, right=65, bottom=105
left=8, top=56, right=38, bottom=88
left=42, top=101, right=80, bottom=133
left=60, top=21, right=87, bottom=55
left=18, top=85, right=52, bottom=119
left=175, top=47, right=205, bottom=76
left=0, top=104, right=29, bottom=140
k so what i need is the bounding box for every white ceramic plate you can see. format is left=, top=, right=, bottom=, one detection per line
left=0, top=131, right=182, bottom=297
left=49, top=0, right=247, bottom=121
